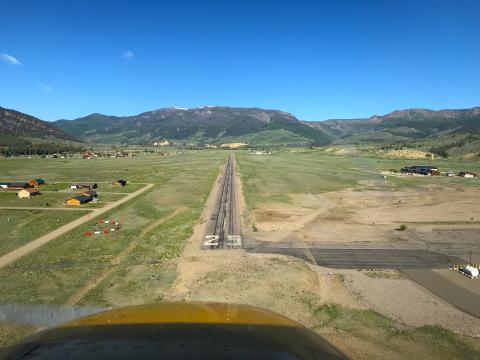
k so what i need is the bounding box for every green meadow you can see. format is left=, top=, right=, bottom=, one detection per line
left=0, top=151, right=225, bottom=305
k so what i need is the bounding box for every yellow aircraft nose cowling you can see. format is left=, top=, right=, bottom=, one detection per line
left=60, top=302, right=302, bottom=327
left=1, top=302, right=349, bottom=360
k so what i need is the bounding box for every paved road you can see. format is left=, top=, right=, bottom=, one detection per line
left=0, top=183, right=154, bottom=269
left=246, top=240, right=466, bottom=269
left=403, top=269, right=480, bottom=318
left=203, top=154, right=242, bottom=249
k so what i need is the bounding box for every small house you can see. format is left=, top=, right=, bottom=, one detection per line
left=8, top=182, right=31, bottom=189
left=66, top=195, right=93, bottom=206
left=70, top=183, right=98, bottom=189
left=112, top=180, right=127, bottom=187
left=28, top=179, right=45, bottom=187
left=17, top=188, right=40, bottom=198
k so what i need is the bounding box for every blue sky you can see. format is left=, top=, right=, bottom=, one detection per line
left=1, top=0, right=479, bottom=121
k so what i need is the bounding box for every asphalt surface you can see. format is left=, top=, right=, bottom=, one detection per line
left=403, top=269, right=480, bottom=318
left=203, top=154, right=242, bottom=249
left=245, top=240, right=472, bottom=269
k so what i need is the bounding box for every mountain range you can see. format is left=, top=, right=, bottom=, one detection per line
left=54, top=107, right=331, bottom=146
left=0, top=106, right=78, bottom=146
left=307, top=107, right=480, bottom=144
left=1, top=105, right=479, bottom=147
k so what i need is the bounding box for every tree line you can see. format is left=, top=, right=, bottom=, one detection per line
left=0, top=142, right=83, bottom=156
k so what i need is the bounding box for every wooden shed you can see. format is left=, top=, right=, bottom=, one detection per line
left=66, top=195, right=93, bottom=206
left=29, top=179, right=45, bottom=187
left=17, top=188, right=40, bottom=198
left=112, top=180, right=127, bottom=187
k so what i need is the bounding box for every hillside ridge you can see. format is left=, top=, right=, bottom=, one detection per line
left=0, top=106, right=78, bottom=143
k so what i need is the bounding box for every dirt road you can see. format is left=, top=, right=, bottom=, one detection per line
left=0, top=183, right=154, bottom=269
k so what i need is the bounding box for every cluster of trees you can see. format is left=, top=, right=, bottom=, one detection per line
left=0, top=142, right=83, bottom=156
left=429, top=139, right=472, bottom=158
left=428, top=146, right=448, bottom=158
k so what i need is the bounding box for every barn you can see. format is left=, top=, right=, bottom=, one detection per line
left=112, top=180, right=127, bottom=187
left=66, top=195, right=93, bottom=206
left=8, top=182, right=31, bottom=189
left=17, top=188, right=40, bottom=198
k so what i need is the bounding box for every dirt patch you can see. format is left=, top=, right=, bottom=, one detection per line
left=220, top=142, right=248, bottom=149
left=248, top=185, right=480, bottom=244
left=323, top=147, right=356, bottom=155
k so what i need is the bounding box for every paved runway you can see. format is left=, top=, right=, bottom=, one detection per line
left=203, top=154, right=242, bottom=249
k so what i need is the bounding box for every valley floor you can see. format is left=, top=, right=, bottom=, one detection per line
left=1, top=148, right=480, bottom=359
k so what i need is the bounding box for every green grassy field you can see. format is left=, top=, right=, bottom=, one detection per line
left=0, top=151, right=225, bottom=305
left=0, top=155, right=178, bottom=185
left=236, top=148, right=480, bottom=210
left=39, top=182, right=145, bottom=193
left=0, top=209, right=89, bottom=256
left=79, top=209, right=199, bottom=307
left=236, top=149, right=372, bottom=209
